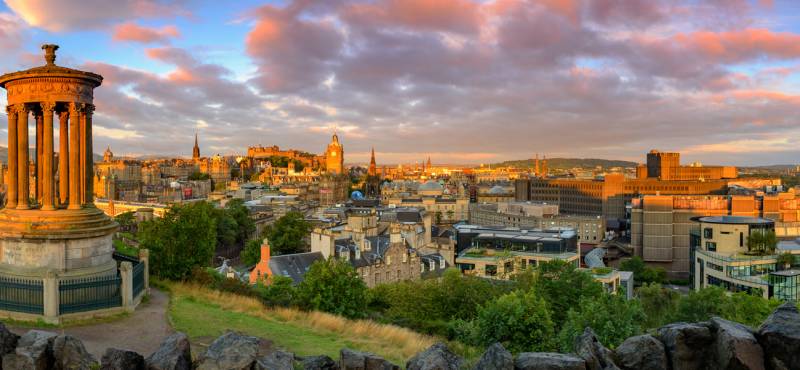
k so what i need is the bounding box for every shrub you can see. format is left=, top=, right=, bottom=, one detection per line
left=469, top=290, right=555, bottom=353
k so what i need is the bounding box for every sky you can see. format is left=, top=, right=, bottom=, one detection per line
left=0, top=0, right=798, bottom=166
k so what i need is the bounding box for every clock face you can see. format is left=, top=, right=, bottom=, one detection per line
left=331, top=152, right=336, bottom=157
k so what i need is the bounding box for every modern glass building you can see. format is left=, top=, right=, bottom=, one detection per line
left=690, top=216, right=800, bottom=301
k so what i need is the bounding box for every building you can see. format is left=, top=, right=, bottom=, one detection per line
left=0, top=45, right=147, bottom=323
left=325, top=133, right=344, bottom=174
left=470, top=202, right=605, bottom=245
left=642, top=150, right=736, bottom=181
left=192, top=133, right=200, bottom=161
left=454, top=225, right=580, bottom=279
left=691, top=216, right=800, bottom=301
left=631, top=191, right=800, bottom=278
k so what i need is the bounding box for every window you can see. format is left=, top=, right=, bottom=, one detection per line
left=429, top=261, right=435, bottom=271
left=386, top=256, right=392, bottom=265
left=402, top=253, right=408, bottom=263
left=440, top=258, right=445, bottom=269
left=703, top=228, right=713, bottom=239
left=485, top=264, right=497, bottom=276
left=706, top=242, right=717, bottom=252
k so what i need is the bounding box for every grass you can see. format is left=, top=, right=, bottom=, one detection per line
left=113, top=239, right=139, bottom=257
left=164, top=281, right=440, bottom=365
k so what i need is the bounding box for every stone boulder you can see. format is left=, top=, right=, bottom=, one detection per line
left=473, top=343, right=513, bottom=370
left=612, top=334, right=667, bottom=370
left=656, top=322, right=714, bottom=370
left=0, top=322, right=19, bottom=368
left=514, top=353, right=587, bottom=370
left=100, top=348, right=146, bottom=370
left=406, top=343, right=463, bottom=370
left=710, top=317, right=765, bottom=370
left=52, top=335, right=98, bottom=370
left=197, top=332, right=261, bottom=370
left=145, top=332, right=192, bottom=370
left=2, top=330, right=57, bottom=370
left=757, top=302, right=800, bottom=370
left=255, top=350, right=294, bottom=370
left=574, top=328, right=619, bottom=370
left=302, top=354, right=340, bottom=370
left=340, top=348, right=399, bottom=370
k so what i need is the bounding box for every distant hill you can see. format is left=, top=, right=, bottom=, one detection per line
left=0, top=147, right=102, bottom=164
left=494, top=157, right=638, bottom=170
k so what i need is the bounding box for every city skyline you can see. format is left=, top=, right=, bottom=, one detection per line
left=0, top=0, right=797, bottom=165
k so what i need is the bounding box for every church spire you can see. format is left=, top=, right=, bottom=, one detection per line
left=368, top=147, right=377, bottom=176
left=192, top=132, right=200, bottom=160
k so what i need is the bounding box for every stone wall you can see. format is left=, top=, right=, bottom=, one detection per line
left=0, top=302, right=798, bottom=369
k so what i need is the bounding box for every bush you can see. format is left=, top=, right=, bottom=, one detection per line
left=254, top=276, right=297, bottom=307
left=557, top=293, right=645, bottom=351
left=296, top=258, right=368, bottom=319
left=469, top=290, right=555, bottom=353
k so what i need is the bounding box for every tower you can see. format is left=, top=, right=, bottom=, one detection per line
left=368, top=147, right=377, bottom=176
left=534, top=153, right=540, bottom=175
left=426, top=156, right=431, bottom=170
left=103, top=145, right=113, bottom=162
left=542, top=155, right=548, bottom=177
left=192, top=133, right=200, bottom=160
left=325, top=133, right=344, bottom=174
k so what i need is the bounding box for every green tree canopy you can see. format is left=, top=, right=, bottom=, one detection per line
left=471, top=289, right=556, bottom=353
left=637, top=283, right=681, bottom=328
left=114, top=211, right=135, bottom=229
left=265, top=211, right=311, bottom=255
left=747, top=230, right=778, bottom=256
left=139, top=201, right=217, bottom=280
left=188, top=171, right=210, bottom=181
left=619, top=256, right=666, bottom=286
left=558, top=293, right=645, bottom=351
left=225, top=198, right=256, bottom=245
left=296, top=258, right=368, bottom=318
left=530, top=260, right=604, bottom=326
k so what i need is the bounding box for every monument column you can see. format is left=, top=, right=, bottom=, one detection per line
left=58, top=110, right=69, bottom=206
left=84, top=104, right=95, bottom=204
left=35, top=110, right=43, bottom=204
left=41, top=102, right=56, bottom=210
left=5, top=105, right=17, bottom=209
left=16, top=104, right=29, bottom=209
left=68, top=103, right=81, bottom=210
left=79, top=104, right=86, bottom=204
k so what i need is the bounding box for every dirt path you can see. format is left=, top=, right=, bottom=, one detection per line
left=10, top=289, right=173, bottom=359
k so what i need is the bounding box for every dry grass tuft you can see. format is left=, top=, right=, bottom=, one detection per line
left=167, top=281, right=438, bottom=359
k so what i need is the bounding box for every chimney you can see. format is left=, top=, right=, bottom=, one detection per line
left=261, top=238, right=271, bottom=265
left=390, top=224, right=403, bottom=244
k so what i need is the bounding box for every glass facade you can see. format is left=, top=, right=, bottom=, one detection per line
left=769, top=273, right=799, bottom=302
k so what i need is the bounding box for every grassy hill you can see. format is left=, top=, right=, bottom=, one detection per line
left=163, top=281, right=477, bottom=365
left=494, top=157, right=638, bottom=170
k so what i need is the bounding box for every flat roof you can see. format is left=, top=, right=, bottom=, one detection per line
left=771, top=270, right=800, bottom=277
left=696, top=216, right=774, bottom=225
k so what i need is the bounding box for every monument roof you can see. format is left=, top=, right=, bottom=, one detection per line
left=0, top=44, right=102, bottom=88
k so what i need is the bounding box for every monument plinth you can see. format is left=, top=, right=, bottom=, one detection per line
left=0, top=44, right=117, bottom=278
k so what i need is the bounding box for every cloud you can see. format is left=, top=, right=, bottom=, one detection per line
left=112, top=22, right=179, bottom=44
left=4, top=0, right=186, bottom=31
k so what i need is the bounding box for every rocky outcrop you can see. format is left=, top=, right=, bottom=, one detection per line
left=52, top=334, right=97, bottom=370
left=656, top=322, right=715, bottom=370
left=145, top=332, right=192, bottom=370
left=0, top=322, right=19, bottom=368
left=710, top=317, right=764, bottom=370
left=256, top=350, right=295, bottom=370
left=197, top=332, right=261, bottom=370
left=100, top=348, right=146, bottom=370
left=757, top=302, right=800, bottom=370
left=613, top=334, right=667, bottom=370
left=574, top=328, right=619, bottom=370
left=515, top=352, right=586, bottom=370
left=473, top=343, right=513, bottom=370
left=340, top=348, right=399, bottom=370
left=302, top=354, right=339, bottom=370
left=3, top=330, right=57, bottom=370
left=406, top=343, right=463, bottom=370
left=0, top=302, right=798, bottom=370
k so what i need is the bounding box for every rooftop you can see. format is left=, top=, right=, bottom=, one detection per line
left=696, top=215, right=774, bottom=225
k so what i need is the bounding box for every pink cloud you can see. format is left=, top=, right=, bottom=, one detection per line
left=5, top=0, right=186, bottom=32
left=676, top=29, right=800, bottom=62
left=343, top=0, right=482, bottom=35
left=112, top=22, right=179, bottom=44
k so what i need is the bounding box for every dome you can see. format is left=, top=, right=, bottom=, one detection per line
left=351, top=190, right=365, bottom=200
left=419, top=180, right=443, bottom=191
left=488, top=185, right=508, bottom=195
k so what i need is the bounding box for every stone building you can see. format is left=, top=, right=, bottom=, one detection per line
left=470, top=202, right=605, bottom=245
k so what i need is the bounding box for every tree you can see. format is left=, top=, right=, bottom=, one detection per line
left=241, top=238, right=263, bottom=266
left=532, top=260, right=604, bottom=326
left=747, top=230, right=778, bottom=256
left=296, top=258, right=368, bottom=318
left=114, top=211, right=135, bottom=230
left=669, top=285, right=729, bottom=323
left=777, top=252, right=795, bottom=269
left=470, top=290, right=556, bottom=353
left=225, top=198, right=256, bottom=245
left=188, top=171, right=210, bottom=181
left=558, top=293, right=645, bottom=351
left=721, top=292, right=782, bottom=328
left=254, top=275, right=297, bottom=307
left=619, top=256, right=666, bottom=286
left=636, top=283, right=680, bottom=329
left=139, top=202, right=217, bottom=280
left=213, top=207, right=238, bottom=248
left=265, top=212, right=311, bottom=255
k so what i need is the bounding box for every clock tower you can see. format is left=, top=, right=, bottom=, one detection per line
left=325, top=133, right=344, bottom=174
